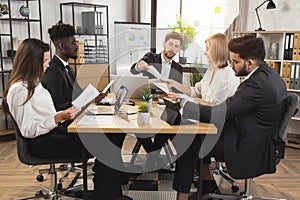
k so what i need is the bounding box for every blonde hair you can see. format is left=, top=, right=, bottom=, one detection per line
left=205, top=33, right=228, bottom=69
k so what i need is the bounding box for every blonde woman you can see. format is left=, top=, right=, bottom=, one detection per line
left=166, top=33, right=239, bottom=106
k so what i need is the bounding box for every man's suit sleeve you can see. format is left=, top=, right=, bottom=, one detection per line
left=130, top=62, right=139, bottom=74
left=42, top=69, right=72, bottom=111
left=182, top=80, right=263, bottom=126
left=130, top=52, right=153, bottom=75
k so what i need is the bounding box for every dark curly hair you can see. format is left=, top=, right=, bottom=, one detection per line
left=228, top=34, right=265, bottom=64
left=48, top=21, right=75, bottom=44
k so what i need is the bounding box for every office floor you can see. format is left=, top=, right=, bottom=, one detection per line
left=0, top=134, right=300, bottom=200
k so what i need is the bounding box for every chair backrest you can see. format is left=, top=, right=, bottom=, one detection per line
left=278, top=93, right=299, bottom=141
left=10, top=115, right=61, bottom=166
left=275, top=93, right=299, bottom=162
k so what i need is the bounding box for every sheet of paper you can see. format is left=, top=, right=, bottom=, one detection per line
left=153, top=82, right=170, bottom=93
left=147, top=65, right=168, bottom=81
left=72, top=84, right=100, bottom=108
left=102, top=80, right=115, bottom=93
left=77, top=115, right=114, bottom=126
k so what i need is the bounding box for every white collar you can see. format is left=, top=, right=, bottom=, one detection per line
left=242, top=66, right=259, bottom=82
left=55, top=55, right=69, bottom=67
left=161, top=53, right=172, bottom=65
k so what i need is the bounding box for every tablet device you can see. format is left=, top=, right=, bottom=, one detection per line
left=160, top=98, right=196, bottom=125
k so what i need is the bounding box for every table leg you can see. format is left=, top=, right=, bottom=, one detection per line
left=197, top=135, right=204, bottom=200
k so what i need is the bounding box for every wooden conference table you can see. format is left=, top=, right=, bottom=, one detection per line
left=68, top=102, right=217, bottom=199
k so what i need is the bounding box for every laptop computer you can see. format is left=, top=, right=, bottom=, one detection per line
left=110, top=75, right=149, bottom=99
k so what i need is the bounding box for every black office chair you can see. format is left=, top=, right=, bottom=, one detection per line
left=11, top=115, right=90, bottom=200
left=202, top=93, right=299, bottom=200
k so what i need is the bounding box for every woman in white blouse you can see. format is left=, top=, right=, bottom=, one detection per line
left=165, top=33, right=240, bottom=200
left=166, top=33, right=239, bottom=106
left=2, top=38, right=86, bottom=159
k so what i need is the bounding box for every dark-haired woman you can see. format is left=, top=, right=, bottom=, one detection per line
left=2, top=38, right=86, bottom=159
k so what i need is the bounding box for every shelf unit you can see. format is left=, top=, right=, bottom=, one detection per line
left=59, top=2, right=109, bottom=91
left=233, top=31, right=300, bottom=147
left=0, top=0, right=42, bottom=131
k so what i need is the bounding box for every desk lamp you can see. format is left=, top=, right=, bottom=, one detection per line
left=255, top=0, right=276, bottom=31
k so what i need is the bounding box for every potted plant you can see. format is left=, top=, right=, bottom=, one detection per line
left=142, top=87, right=153, bottom=113
left=169, top=15, right=198, bottom=64
left=190, top=59, right=203, bottom=86
left=137, top=101, right=150, bottom=124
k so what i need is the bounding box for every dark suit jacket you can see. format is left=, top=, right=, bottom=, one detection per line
left=182, top=63, right=288, bottom=179
left=130, top=52, right=183, bottom=84
left=42, top=56, right=83, bottom=111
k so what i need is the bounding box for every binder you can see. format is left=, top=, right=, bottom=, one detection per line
left=273, top=62, right=280, bottom=74
left=281, top=62, right=287, bottom=87
left=290, top=63, right=296, bottom=89
left=281, top=62, right=287, bottom=78
left=284, top=33, right=290, bottom=60
left=292, top=33, right=299, bottom=60
left=297, top=33, right=300, bottom=61
left=295, top=63, right=300, bottom=90
left=285, top=62, right=291, bottom=89
left=288, top=33, right=294, bottom=60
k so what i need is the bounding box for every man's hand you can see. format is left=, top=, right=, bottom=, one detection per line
left=136, top=60, right=149, bottom=71
left=95, top=92, right=107, bottom=103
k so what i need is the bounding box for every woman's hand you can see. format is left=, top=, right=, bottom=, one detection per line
left=164, top=79, right=180, bottom=90
left=54, top=107, right=80, bottom=124
left=166, top=92, right=179, bottom=101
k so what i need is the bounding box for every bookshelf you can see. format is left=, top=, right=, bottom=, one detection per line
left=0, top=0, right=42, bottom=132
left=233, top=31, right=300, bottom=148
left=60, top=2, right=109, bottom=91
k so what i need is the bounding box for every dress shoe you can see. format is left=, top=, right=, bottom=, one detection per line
left=194, top=179, right=219, bottom=193
left=121, top=171, right=142, bottom=185
left=121, top=165, right=143, bottom=185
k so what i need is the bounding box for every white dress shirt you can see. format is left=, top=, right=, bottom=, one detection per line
left=7, top=81, right=58, bottom=138
left=190, top=65, right=240, bottom=104
left=160, top=53, right=172, bottom=79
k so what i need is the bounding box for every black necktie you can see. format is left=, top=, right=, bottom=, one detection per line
left=65, top=65, right=83, bottom=98
left=65, top=65, right=75, bottom=85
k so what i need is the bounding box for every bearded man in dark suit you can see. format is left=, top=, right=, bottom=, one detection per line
left=173, top=34, right=288, bottom=200
left=130, top=31, right=184, bottom=165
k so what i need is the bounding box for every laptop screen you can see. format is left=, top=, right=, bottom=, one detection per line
left=110, top=75, right=149, bottom=99
left=114, top=85, right=128, bottom=114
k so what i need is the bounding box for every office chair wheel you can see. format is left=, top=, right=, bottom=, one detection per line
left=36, top=174, right=44, bottom=182
left=35, top=190, right=44, bottom=197
left=58, top=183, right=63, bottom=190
left=231, top=185, right=239, bottom=193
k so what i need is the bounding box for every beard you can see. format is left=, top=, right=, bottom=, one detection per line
left=69, top=51, right=78, bottom=59
left=235, top=62, right=248, bottom=77
left=163, top=50, right=176, bottom=59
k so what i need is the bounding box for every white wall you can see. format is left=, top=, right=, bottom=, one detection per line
left=243, top=0, right=300, bottom=31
